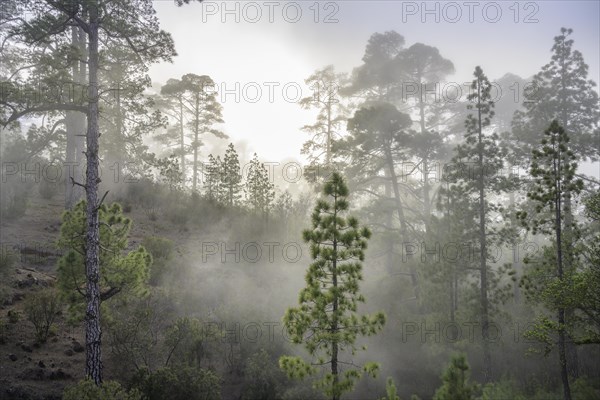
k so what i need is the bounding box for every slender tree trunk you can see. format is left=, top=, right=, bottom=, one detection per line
left=331, top=193, right=339, bottom=400
left=65, top=26, right=86, bottom=209
left=180, top=99, right=185, bottom=185
left=418, top=84, right=431, bottom=233
left=554, top=143, right=572, bottom=400
left=192, top=95, right=200, bottom=194
left=84, top=3, right=103, bottom=384
left=476, top=79, right=491, bottom=382
left=384, top=143, right=419, bottom=302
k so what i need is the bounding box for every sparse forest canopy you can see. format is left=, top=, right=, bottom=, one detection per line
left=0, top=1, right=599, bottom=399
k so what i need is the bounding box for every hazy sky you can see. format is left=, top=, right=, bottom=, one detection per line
left=149, top=0, right=600, bottom=170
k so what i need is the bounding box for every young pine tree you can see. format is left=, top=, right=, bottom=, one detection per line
left=57, top=201, right=151, bottom=322
left=221, top=143, right=242, bottom=206
left=204, top=154, right=223, bottom=202
left=244, top=153, right=275, bottom=219
left=279, top=172, right=386, bottom=400
left=433, top=354, right=478, bottom=400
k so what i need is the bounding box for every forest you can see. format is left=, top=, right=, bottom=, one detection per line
left=0, top=1, right=599, bottom=399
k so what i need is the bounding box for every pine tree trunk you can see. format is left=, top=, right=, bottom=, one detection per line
left=331, top=192, right=339, bottom=400
left=554, top=139, right=572, bottom=400
left=65, top=26, right=86, bottom=209
left=476, top=79, right=491, bottom=382
left=384, top=144, right=419, bottom=303
left=84, top=3, right=103, bottom=385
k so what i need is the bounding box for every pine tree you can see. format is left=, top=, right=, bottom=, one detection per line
left=279, top=172, right=386, bottom=400
left=445, top=66, right=516, bottom=382
left=204, top=154, right=222, bottom=202
left=433, top=354, right=478, bottom=400
left=244, top=153, right=275, bottom=220
left=299, top=65, right=348, bottom=169
left=221, top=143, right=242, bottom=206
left=1, top=0, right=177, bottom=384
left=517, top=120, right=583, bottom=400
left=511, top=28, right=599, bottom=165
left=57, top=201, right=151, bottom=322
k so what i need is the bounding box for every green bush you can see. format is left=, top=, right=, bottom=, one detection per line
left=0, top=318, right=7, bottom=344
left=24, top=289, right=61, bottom=342
left=7, top=309, right=20, bottom=323
left=242, top=349, right=286, bottom=400
left=573, top=378, right=600, bottom=400
left=131, top=366, right=221, bottom=400
left=480, top=379, right=526, bottom=400
left=63, top=379, right=142, bottom=400
left=142, top=236, right=174, bottom=285
left=433, top=354, right=479, bottom=400
left=0, top=247, right=18, bottom=277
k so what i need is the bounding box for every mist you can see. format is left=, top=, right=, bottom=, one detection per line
left=0, top=1, right=599, bottom=400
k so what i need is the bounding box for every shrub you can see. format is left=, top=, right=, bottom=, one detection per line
left=7, top=310, right=20, bottom=323
left=0, top=186, right=29, bottom=221
left=142, top=236, right=174, bottom=285
left=0, top=318, right=7, bottom=344
left=131, top=366, right=221, bottom=400
left=242, top=349, right=286, bottom=400
left=433, top=354, right=479, bottom=400
left=0, top=247, right=18, bottom=278
left=63, top=379, right=142, bottom=400
left=24, top=289, right=61, bottom=342
left=481, top=379, right=526, bottom=400
left=38, top=178, right=60, bottom=199
left=379, top=377, right=400, bottom=400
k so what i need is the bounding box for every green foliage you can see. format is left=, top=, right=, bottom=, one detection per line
left=221, top=143, right=243, bottom=206
left=511, top=28, right=599, bottom=164
left=24, top=288, right=61, bottom=342
left=242, top=349, right=286, bottom=400
left=244, top=153, right=275, bottom=217
left=63, top=379, right=142, bottom=400
left=131, top=366, right=221, bottom=400
left=379, top=377, right=400, bottom=400
left=141, top=236, right=174, bottom=285
left=204, top=154, right=225, bottom=202
left=164, top=316, right=221, bottom=368
left=7, top=309, right=20, bottom=323
left=0, top=246, right=18, bottom=278
left=56, top=201, right=151, bottom=320
left=480, top=379, right=526, bottom=400
left=433, top=354, right=479, bottom=400
left=280, top=172, right=386, bottom=400
left=0, top=318, right=7, bottom=344
left=106, top=289, right=173, bottom=373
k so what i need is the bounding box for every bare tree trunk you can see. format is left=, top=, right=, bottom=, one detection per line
left=65, top=26, right=86, bottom=209
left=84, top=2, right=103, bottom=385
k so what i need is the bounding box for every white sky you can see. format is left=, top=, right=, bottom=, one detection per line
left=148, top=0, right=599, bottom=177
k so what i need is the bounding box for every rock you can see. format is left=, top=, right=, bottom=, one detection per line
left=9, top=354, right=17, bottom=361
left=49, top=369, right=71, bottom=380
left=72, top=341, right=84, bottom=353
left=38, top=360, right=45, bottom=368
left=64, top=349, right=73, bottom=357
left=17, top=367, right=45, bottom=380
